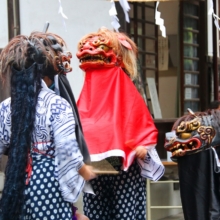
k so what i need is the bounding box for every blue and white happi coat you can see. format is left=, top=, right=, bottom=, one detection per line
left=0, top=80, right=85, bottom=204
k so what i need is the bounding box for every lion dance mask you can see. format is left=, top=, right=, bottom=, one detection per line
left=164, top=108, right=220, bottom=160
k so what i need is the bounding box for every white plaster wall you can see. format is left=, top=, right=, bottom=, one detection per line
left=19, top=0, right=113, bottom=99
left=157, top=2, right=179, bottom=119
left=0, top=1, right=9, bottom=103
left=159, top=1, right=179, bottom=36
left=159, top=68, right=178, bottom=119
left=0, top=0, right=8, bottom=48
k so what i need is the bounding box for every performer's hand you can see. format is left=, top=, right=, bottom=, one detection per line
left=75, top=211, right=89, bottom=220
left=78, top=164, right=97, bottom=181
left=135, top=146, right=147, bottom=160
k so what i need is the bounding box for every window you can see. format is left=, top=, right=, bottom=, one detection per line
left=179, top=1, right=207, bottom=114
left=126, top=2, right=158, bottom=116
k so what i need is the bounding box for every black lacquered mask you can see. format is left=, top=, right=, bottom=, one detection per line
left=164, top=109, right=220, bottom=160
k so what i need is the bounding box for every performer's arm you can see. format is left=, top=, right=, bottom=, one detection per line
left=51, top=96, right=87, bottom=202
left=78, top=164, right=96, bottom=181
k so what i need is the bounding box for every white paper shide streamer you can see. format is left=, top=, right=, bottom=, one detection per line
left=109, top=0, right=120, bottom=32
left=155, top=2, right=166, bottom=38
left=58, top=0, right=68, bottom=31
left=109, top=0, right=166, bottom=38
left=208, top=0, right=220, bottom=30
left=109, top=0, right=130, bottom=32
left=119, top=0, right=130, bottom=23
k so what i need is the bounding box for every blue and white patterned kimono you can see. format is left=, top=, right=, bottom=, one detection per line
left=0, top=80, right=85, bottom=220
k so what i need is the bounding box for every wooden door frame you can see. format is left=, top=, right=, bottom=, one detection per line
left=7, top=0, right=20, bottom=40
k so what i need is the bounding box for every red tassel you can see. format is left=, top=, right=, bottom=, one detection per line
left=25, top=153, right=32, bottom=185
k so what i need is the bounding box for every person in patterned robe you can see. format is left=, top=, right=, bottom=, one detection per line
left=0, top=32, right=96, bottom=220
left=76, top=28, right=165, bottom=220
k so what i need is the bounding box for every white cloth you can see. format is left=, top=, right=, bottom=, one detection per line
left=0, top=80, right=85, bottom=203
left=137, top=146, right=165, bottom=181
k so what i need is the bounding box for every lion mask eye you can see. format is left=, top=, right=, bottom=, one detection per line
left=97, top=44, right=110, bottom=52
left=178, top=133, right=192, bottom=139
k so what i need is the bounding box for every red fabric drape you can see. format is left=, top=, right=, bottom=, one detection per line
left=77, top=66, right=158, bottom=169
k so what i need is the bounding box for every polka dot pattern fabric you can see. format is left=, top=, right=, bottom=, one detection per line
left=83, top=160, right=146, bottom=220
left=23, top=152, right=72, bottom=220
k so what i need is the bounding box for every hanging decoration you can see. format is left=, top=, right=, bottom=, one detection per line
left=58, top=0, right=68, bottom=31
left=109, top=0, right=121, bottom=32
left=208, top=0, right=220, bottom=30
left=118, top=0, right=130, bottom=23
left=109, top=0, right=166, bottom=38
left=109, top=0, right=130, bottom=32
left=155, top=2, right=166, bottom=38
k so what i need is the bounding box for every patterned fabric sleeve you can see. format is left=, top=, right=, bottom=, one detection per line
left=137, top=146, right=165, bottom=181
left=0, top=98, right=11, bottom=161
left=50, top=96, right=85, bottom=203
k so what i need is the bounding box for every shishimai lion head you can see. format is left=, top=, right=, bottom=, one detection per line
left=164, top=108, right=220, bottom=161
